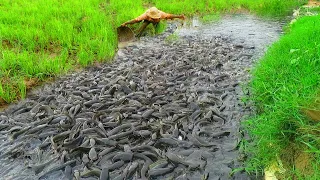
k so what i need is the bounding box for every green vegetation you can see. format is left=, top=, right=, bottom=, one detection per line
left=165, top=33, right=179, bottom=44
left=0, top=0, right=118, bottom=103
left=0, top=0, right=306, bottom=103
left=201, top=13, right=221, bottom=23
left=300, top=6, right=320, bottom=15
left=155, top=22, right=167, bottom=34
left=148, top=0, right=307, bottom=16
left=137, top=21, right=167, bottom=37
left=243, top=14, right=320, bottom=179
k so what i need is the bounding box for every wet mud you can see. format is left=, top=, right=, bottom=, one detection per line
left=0, top=14, right=282, bottom=180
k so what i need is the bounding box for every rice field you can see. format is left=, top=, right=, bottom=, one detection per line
left=2, top=0, right=319, bottom=179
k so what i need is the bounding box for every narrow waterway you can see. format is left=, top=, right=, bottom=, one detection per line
left=0, top=14, right=283, bottom=180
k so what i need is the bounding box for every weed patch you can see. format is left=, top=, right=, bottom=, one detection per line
left=201, top=13, right=221, bottom=23
left=243, top=14, right=320, bottom=178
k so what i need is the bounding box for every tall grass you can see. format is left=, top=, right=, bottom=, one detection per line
left=244, top=15, right=320, bottom=178
left=0, top=0, right=116, bottom=102
left=148, top=0, right=307, bottom=16
left=0, top=0, right=306, bottom=103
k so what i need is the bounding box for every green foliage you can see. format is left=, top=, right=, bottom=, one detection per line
left=147, top=0, right=307, bottom=16
left=243, top=15, right=320, bottom=178
left=0, top=0, right=116, bottom=103
left=155, top=22, right=167, bottom=34
left=108, top=0, right=145, bottom=27
left=165, top=33, right=179, bottom=44
left=201, top=13, right=221, bottom=23
left=0, top=81, right=17, bottom=103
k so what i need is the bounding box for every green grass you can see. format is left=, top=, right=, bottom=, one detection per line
left=165, top=33, right=180, bottom=44
left=0, top=0, right=306, bottom=103
left=0, top=0, right=117, bottom=102
left=243, top=14, right=320, bottom=178
left=201, top=13, right=221, bottom=23
left=300, top=6, right=320, bottom=15
left=148, top=0, right=307, bottom=16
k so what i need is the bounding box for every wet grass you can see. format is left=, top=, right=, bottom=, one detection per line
left=243, top=14, right=320, bottom=179
left=164, top=33, right=180, bottom=44
left=0, top=0, right=306, bottom=103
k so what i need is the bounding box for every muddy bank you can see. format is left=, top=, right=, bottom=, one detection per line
left=0, top=14, right=282, bottom=180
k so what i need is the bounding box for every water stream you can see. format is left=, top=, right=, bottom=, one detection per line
left=0, top=14, right=284, bottom=180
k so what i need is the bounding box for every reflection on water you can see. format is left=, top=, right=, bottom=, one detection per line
left=178, top=14, right=283, bottom=54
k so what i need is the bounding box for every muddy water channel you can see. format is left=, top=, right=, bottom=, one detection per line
left=0, top=14, right=282, bottom=180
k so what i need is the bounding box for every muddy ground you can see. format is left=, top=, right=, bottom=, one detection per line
left=0, top=14, right=282, bottom=180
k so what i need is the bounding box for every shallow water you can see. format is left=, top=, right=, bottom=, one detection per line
left=178, top=14, right=282, bottom=52
left=0, top=14, right=283, bottom=180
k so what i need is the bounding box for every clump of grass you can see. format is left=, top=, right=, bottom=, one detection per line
left=136, top=21, right=167, bottom=37
left=108, top=0, right=145, bottom=27
left=249, top=0, right=308, bottom=17
left=201, top=13, right=221, bottom=23
left=17, top=78, right=27, bottom=100
left=299, top=6, right=320, bottom=16
left=165, top=33, right=179, bottom=44
left=0, top=80, right=18, bottom=103
left=155, top=22, right=167, bottom=34
left=243, top=14, right=320, bottom=178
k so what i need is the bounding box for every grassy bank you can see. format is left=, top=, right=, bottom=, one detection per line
left=0, top=0, right=306, bottom=104
left=243, top=13, right=320, bottom=179
left=0, top=0, right=118, bottom=103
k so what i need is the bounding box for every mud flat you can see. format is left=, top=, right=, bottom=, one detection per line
left=0, top=14, right=282, bottom=180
